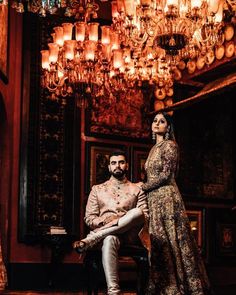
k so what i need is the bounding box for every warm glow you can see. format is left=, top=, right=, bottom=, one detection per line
left=111, top=1, right=119, bottom=18
left=166, top=0, right=178, bottom=6
left=110, top=32, right=120, bottom=50
left=101, top=26, right=111, bottom=45
left=62, top=23, right=73, bottom=41
left=84, top=40, right=96, bottom=61
left=124, top=48, right=131, bottom=63
left=140, top=0, right=151, bottom=7
left=123, top=0, right=136, bottom=17
left=117, top=0, right=125, bottom=13
left=75, top=22, right=86, bottom=42
left=64, top=40, right=76, bottom=60
left=54, top=26, right=64, bottom=47
left=214, top=0, right=224, bottom=22
left=57, top=69, right=64, bottom=78
left=207, top=0, right=222, bottom=14
left=48, top=43, right=59, bottom=63
left=41, top=50, right=50, bottom=70
left=88, top=23, right=99, bottom=42
left=39, top=0, right=226, bottom=108
left=113, top=49, right=124, bottom=68
left=102, top=44, right=112, bottom=61
left=191, top=0, right=202, bottom=8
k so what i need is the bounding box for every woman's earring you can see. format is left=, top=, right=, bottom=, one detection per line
left=165, top=127, right=170, bottom=140
left=152, top=131, right=156, bottom=141
left=164, top=132, right=169, bottom=140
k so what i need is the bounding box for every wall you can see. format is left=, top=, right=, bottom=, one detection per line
left=0, top=8, right=56, bottom=265
left=0, top=8, right=23, bottom=262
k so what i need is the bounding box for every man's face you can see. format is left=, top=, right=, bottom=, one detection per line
left=108, top=155, right=128, bottom=179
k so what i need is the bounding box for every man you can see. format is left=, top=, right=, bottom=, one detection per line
left=73, top=151, right=149, bottom=295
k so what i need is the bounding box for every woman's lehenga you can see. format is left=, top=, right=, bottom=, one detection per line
left=0, top=238, right=7, bottom=290
left=142, top=140, right=211, bottom=295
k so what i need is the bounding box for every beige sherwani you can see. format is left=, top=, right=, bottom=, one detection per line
left=83, top=176, right=149, bottom=295
left=85, top=176, right=149, bottom=234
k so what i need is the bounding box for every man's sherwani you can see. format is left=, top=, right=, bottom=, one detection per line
left=84, top=177, right=149, bottom=237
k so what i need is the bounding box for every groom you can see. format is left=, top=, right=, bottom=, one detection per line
left=73, top=151, right=149, bottom=295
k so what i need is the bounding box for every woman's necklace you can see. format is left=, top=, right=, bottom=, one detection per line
left=155, top=139, right=165, bottom=147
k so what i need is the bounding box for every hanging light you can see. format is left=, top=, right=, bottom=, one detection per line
left=111, top=0, right=225, bottom=64
left=40, top=0, right=176, bottom=107
left=12, top=0, right=230, bottom=111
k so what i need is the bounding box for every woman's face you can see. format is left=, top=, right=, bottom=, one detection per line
left=152, top=113, right=168, bottom=135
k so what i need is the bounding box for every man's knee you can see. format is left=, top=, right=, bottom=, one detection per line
left=130, top=207, right=145, bottom=220
left=118, top=207, right=145, bottom=227
left=102, top=235, right=120, bottom=249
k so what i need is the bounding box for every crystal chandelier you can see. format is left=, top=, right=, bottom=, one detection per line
left=41, top=21, right=175, bottom=106
left=10, top=0, right=228, bottom=111
left=111, top=0, right=225, bottom=63
left=40, top=0, right=176, bottom=107
left=40, top=20, right=131, bottom=104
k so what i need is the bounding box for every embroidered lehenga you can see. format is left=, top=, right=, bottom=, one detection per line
left=142, top=140, right=211, bottom=295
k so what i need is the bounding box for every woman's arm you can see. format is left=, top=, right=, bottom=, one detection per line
left=141, top=141, right=178, bottom=192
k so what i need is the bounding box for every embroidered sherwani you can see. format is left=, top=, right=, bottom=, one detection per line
left=142, top=140, right=211, bottom=295
left=84, top=176, right=149, bottom=295
left=85, top=176, right=148, bottom=238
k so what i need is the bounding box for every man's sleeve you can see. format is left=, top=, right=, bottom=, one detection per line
left=84, top=186, right=106, bottom=230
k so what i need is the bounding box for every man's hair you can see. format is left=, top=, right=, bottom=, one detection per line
left=109, top=151, right=127, bottom=162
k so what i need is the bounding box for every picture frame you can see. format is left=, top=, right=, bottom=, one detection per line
left=0, top=3, right=9, bottom=83
left=186, top=209, right=203, bottom=250
left=216, top=223, right=236, bottom=257
left=85, top=88, right=152, bottom=141
left=85, top=142, right=128, bottom=193
left=131, top=147, right=150, bottom=183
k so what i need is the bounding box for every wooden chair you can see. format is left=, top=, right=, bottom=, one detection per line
left=83, top=244, right=149, bottom=295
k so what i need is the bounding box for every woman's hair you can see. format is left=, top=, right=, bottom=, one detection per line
left=155, top=111, right=176, bottom=141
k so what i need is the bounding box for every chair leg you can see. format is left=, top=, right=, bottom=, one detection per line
left=134, top=256, right=149, bottom=295
left=85, top=254, right=100, bottom=295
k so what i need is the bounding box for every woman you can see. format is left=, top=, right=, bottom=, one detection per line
left=141, top=111, right=211, bottom=295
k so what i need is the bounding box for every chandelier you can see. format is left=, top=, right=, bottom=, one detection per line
left=8, top=0, right=228, bottom=111
left=40, top=1, right=177, bottom=107
left=111, top=0, right=225, bottom=63
left=40, top=20, right=131, bottom=105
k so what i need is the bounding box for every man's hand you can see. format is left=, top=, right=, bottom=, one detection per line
left=72, top=241, right=81, bottom=249
left=101, top=215, right=119, bottom=226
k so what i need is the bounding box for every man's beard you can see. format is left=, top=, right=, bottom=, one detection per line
left=111, top=168, right=126, bottom=179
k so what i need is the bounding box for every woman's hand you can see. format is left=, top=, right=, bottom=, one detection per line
left=135, top=181, right=144, bottom=189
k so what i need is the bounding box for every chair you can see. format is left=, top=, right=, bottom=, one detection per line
left=83, top=244, right=149, bottom=295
